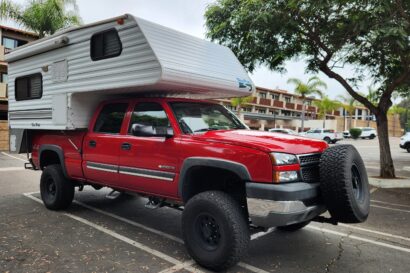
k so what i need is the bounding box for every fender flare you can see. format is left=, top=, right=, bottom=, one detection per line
left=39, top=144, right=68, bottom=178
left=178, top=157, right=252, bottom=202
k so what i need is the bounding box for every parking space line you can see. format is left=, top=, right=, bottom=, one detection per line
left=251, top=228, right=275, bottom=240
left=370, top=188, right=378, bottom=194
left=371, top=204, right=410, bottom=213
left=1, top=152, right=27, bottom=162
left=337, top=223, right=410, bottom=242
left=0, top=167, right=25, bottom=172
left=73, top=200, right=184, bottom=244
left=307, top=226, right=410, bottom=253
left=23, top=193, right=202, bottom=273
left=158, top=260, right=198, bottom=273
left=371, top=199, right=410, bottom=209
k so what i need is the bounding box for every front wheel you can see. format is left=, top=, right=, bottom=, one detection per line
left=323, top=137, right=331, bottom=144
left=369, top=134, right=376, bottom=139
left=40, top=164, right=74, bottom=210
left=182, top=191, right=249, bottom=271
left=407, top=147, right=410, bottom=153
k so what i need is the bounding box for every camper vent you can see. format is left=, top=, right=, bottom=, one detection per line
left=15, top=73, right=43, bottom=101
left=91, top=28, right=122, bottom=61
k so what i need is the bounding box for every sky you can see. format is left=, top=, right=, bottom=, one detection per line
left=1, top=0, right=374, bottom=99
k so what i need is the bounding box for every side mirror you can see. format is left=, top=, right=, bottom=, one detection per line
left=131, top=124, right=174, bottom=138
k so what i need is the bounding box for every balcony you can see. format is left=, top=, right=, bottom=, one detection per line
left=259, top=98, right=271, bottom=106
left=0, top=46, right=4, bottom=62
left=285, top=102, right=295, bottom=109
left=273, top=100, right=284, bottom=108
left=296, top=104, right=303, bottom=111
left=308, top=106, right=317, bottom=112
left=0, top=83, right=7, bottom=100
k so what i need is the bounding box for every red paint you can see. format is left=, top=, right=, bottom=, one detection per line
left=31, top=98, right=328, bottom=201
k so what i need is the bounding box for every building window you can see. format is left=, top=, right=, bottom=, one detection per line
left=15, top=73, right=42, bottom=101
left=272, top=94, right=280, bottom=100
left=284, top=96, right=291, bottom=103
left=305, top=100, right=312, bottom=106
left=257, top=108, right=266, bottom=114
left=259, top=92, right=267, bottom=99
left=91, top=28, right=122, bottom=61
left=2, top=36, right=27, bottom=51
left=282, top=110, right=291, bottom=116
left=94, top=103, right=128, bottom=134
left=0, top=73, right=7, bottom=83
left=242, top=107, right=252, bottom=112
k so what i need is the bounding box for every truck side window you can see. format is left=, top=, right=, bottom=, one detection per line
left=128, top=102, right=170, bottom=133
left=94, top=103, right=128, bottom=134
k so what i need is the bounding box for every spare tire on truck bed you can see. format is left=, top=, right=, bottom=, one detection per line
left=319, top=145, right=370, bottom=223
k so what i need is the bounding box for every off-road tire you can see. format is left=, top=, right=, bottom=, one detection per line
left=407, top=146, right=410, bottom=153
left=320, top=145, right=370, bottom=223
left=369, top=134, right=376, bottom=139
left=40, top=164, right=74, bottom=210
left=277, top=221, right=311, bottom=232
left=182, top=191, right=250, bottom=271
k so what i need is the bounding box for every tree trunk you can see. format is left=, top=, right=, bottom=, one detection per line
left=376, top=112, right=395, bottom=178
left=323, top=115, right=326, bottom=128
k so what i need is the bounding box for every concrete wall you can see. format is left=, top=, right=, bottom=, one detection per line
left=0, top=121, right=8, bottom=151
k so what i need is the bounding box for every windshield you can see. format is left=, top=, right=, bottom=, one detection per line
left=169, top=102, right=247, bottom=134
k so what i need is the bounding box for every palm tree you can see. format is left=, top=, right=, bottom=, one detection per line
left=337, top=93, right=357, bottom=130
left=314, top=96, right=341, bottom=128
left=231, top=96, right=253, bottom=120
left=388, top=105, right=405, bottom=137
left=287, top=76, right=326, bottom=132
left=0, top=0, right=81, bottom=38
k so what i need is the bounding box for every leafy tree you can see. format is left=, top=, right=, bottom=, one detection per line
left=231, top=96, right=253, bottom=119
left=287, top=76, right=326, bottom=132
left=337, top=93, right=357, bottom=131
left=313, top=96, right=341, bottom=128
left=0, top=0, right=81, bottom=38
left=205, top=0, right=410, bottom=178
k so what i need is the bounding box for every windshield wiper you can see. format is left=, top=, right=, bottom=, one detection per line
left=193, top=128, right=220, bottom=133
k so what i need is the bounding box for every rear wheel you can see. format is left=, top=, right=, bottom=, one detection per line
left=182, top=191, right=249, bottom=271
left=40, top=164, right=74, bottom=210
left=277, top=221, right=310, bottom=232
left=369, top=134, right=376, bottom=139
left=320, top=145, right=370, bottom=223
left=323, top=137, right=331, bottom=144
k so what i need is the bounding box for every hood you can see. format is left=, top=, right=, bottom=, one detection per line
left=192, top=130, right=328, bottom=154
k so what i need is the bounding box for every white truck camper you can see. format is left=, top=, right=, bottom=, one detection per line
left=7, top=14, right=254, bottom=153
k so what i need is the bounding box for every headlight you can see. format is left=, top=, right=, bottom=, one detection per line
left=271, top=153, right=298, bottom=165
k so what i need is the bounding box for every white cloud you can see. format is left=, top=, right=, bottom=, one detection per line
left=2, top=0, right=373, bottom=99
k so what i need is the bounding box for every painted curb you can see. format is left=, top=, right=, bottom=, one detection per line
left=369, top=177, right=410, bottom=189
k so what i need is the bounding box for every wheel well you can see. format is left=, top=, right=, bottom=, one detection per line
left=181, top=166, right=247, bottom=207
left=40, top=150, right=61, bottom=169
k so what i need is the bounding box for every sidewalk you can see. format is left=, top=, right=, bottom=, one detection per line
left=369, top=177, right=410, bottom=188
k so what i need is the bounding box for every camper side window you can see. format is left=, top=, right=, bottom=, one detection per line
left=15, top=73, right=42, bottom=101
left=91, top=29, right=122, bottom=61
left=94, top=103, right=128, bottom=134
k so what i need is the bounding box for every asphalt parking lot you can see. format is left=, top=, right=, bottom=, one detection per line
left=0, top=139, right=410, bottom=273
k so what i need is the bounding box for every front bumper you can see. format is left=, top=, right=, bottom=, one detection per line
left=246, top=182, right=326, bottom=228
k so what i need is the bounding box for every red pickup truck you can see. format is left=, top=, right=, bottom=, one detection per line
left=29, top=97, right=370, bottom=271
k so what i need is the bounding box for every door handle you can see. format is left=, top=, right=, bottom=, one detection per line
left=121, top=142, right=132, bottom=150
left=89, top=140, right=96, bottom=148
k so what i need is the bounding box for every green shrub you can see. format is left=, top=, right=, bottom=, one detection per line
left=350, top=128, right=362, bottom=139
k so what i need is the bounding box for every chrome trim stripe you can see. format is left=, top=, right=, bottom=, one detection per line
left=86, top=161, right=175, bottom=181
left=119, top=166, right=175, bottom=181
left=86, top=161, right=118, bottom=173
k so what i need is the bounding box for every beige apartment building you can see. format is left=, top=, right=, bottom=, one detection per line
left=217, top=86, right=380, bottom=132
left=0, top=26, right=38, bottom=150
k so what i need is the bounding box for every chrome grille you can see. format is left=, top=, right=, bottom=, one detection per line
left=298, top=153, right=321, bottom=182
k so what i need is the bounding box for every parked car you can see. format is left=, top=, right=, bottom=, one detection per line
left=300, top=128, right=344, bottom=144
left=344, top=127, right=377, bottom=139
left=268, top=128, right=298, bottom=135
left=7, top=14, right=371, bottom=271
left=400, top=132, right=410, bottom=153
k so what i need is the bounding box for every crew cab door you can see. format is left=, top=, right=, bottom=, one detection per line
left=118, top=101, right=179, bottom=197
left=82, top=102, right=129, bottom=186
